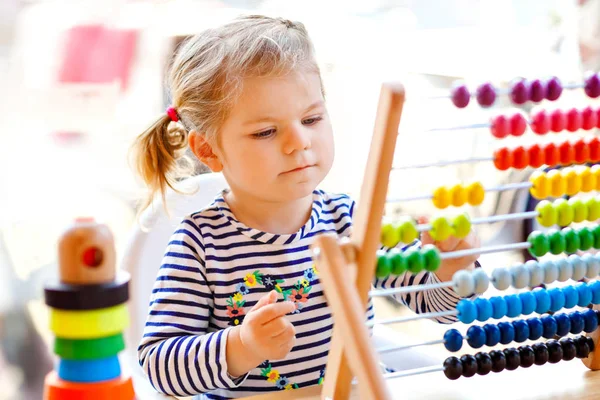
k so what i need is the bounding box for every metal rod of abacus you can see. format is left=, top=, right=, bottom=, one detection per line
left=439, top=241, right=531, bottom=260
left=369, top=281, right=454, bottom=298
left=387, top=181, right=532, bottom=203
left=376, top=339, right=445, bottom=355
left=416, top=210, right=540, bottom=232
left=383, top=365, right=445, bottom=380
left=392, top=156, right=494, bottom=170
left=365, top=310, right=458, bottom=328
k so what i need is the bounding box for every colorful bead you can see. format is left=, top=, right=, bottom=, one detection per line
left=451, top=82, right=470, bottom=108
left=576, top=283, right=592, bottom=307
left=460, top=355, right=478, bottom=378
left=531, top=110, right=550, bottom=134
left=556, top=258, right=573, bottom=282
left=593, top=225, right=600, bottom=248
left=375, top=251, right=392, bottom=278
left=533, top=289, right=551, bottom=314
left=544, top=143, right=560, bottom=166
left=472, top=268, right=490, bottom=294
left=582, top=253, right=600, bottom=278
left=491, top=115, right=510, bottom=139
left=591, top=280, right=600, bottom=303
left=569, top=311, right=585, bottom=334
left=548, top=229, right=566, bottom=254
left=554, top=198, right=573, bottom=226
left=529, top=171, right=550, bottom=199
left=574, top=336, right=591, bottom=358
left=584, top=72, right=600, bottom=98
left=586, top=198, right=600, bottom=221
left=548, top=288, right=565, bottom=312
left=475, top=298, right=493, bottom=322
left=592, top=138, right=600, bottom=161
left=491, top=267, right=511, bottom=291
left=558, top=141, right=574, bottom=165
left=519, top=291, right=537, bottom=315
left=489, top=350, right=506, bottom=373
left=405, top=248, right=424, bottom=273
left=453, top=269, right=475, bottom=297
left=504, top=348, right=521, bottom=371
left=574, top=140, right=590, bottom=164
left=533, top=343, right=549, bottom=366
left=582, top=106, right=598, bottom=130
left=475, top=352, right=493, bottom=375
left=510, top=113, right=527, bottom=136
left=564, top=168, right=581, bottom=195
left=527, top=317, right=543, bottom=340
left=430, top=216, right=453, bottom=242
left=592, top=165, right=600, bottom=190
left=525, top=260, right=544, bottom=287
left=562, top=227, right=581, bottom=254
left=551, top=109, right=567, bottom=133
left=398, top=217, right=418, bottom=244
left=548, top=169, right=566, bottom=198
left=528, top=144, right=544, bottom=168
left=535, top=200, right=556, bottom=227
left=580, top=167, right=595, bottom=192
left=518, top=345, right=535, bottom=368
left=493, top=147, right=512, bottom=171
left=389, top=248, right=407, bottom=275
left=505, top=294, right=522, bottom=318
left=432, top=186, right=450, bottom=209
left=570, top=198, right=587, bottom=222
left=577, top=227, right=594, bottom=251
left=457, top=299, right=477, bottom=324
left=541, top=316, right=558, bottom=339
left=566, top=108, right=583, bottom=132
left=513, top=319, right=530, bottom=343
left=449, top=184, right=467, bottom=207
left=541, top=259, right=559, bottom=284
left=466, top=182, right=485, bottom=206
left=547, top=340, right=563, bottom=364
left=476, top=82, right=497, bottom=107
left=510, top=78, right=530, bottom=104
left=444, top=329, right=463, bottom=352
left=527, top=231, right=550, bottom=257
left=490, top=296, right=508, bottom=319
left=511, top=263, right=529, bottom=289
left=422, top=244, right=441, bottom=272
left=498, top=321, right=515, bottom=344
left=560, top=337, right=576, bottom=361
left=583, top=309, right=598, bottom=333
left=546, top=76, right=563, bottom=101
left=443, top=356, right=463, bottom=380
left=556, top=314, right=572, bottom=337
left=452, top=213, right=471, bottom=239
left=511, top=146, right=529, bottom=169
left=563, top=285, right=579, bottom=308
left=381, top=222, right=400, bottom=248
left=529, top=79, right=547, bottom=102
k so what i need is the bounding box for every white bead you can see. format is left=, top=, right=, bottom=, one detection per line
left=568, top=255, right=586, bottom=281
left=556, top=258, right=573, bottom=282
left=492, top=267, right=511, bottom=291
left=511, top=263, right=530, bottom=289
left=472, top=268, right=490, bottom=294
left=583, top=253, right=600, bottom=279
left=541, top=260, right=558, bottom=284
left=525, top=260, right=544, bottom=287
left=452, top=270, right=475, bottom=297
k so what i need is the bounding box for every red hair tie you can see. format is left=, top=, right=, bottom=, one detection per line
left=166, top=106, right=179, bottom=122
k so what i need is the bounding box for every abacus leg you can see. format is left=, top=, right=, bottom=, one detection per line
left=583, top=305, right=600, bottom=370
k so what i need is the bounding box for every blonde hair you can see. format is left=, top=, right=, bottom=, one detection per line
left=132, top=15, right=322, bottom=212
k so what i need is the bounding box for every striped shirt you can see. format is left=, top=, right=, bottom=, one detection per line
left=137, top=189, right=471, bottom=399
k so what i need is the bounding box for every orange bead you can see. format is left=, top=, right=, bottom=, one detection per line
left=449, top=184, right=467, bottom=207
left=467, top=182, right=485, bottom=206
left=528, top=144, right=545, bottom=168
left=493, top=147, right=513, bottom=171
left=548, top=169, right=566, bottom=197
left=432, top=186, right=451, bottom=209
left=574, top=139, right=590, bottom=164
left=511, top=146, right=529, bottom=169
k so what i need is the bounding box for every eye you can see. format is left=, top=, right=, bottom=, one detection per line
left=302, top=116, right=323, bottom=126
left=251, top=129, right=276, bottom=139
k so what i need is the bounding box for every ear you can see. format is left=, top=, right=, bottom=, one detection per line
left=188, top=130, right=223, bottom=172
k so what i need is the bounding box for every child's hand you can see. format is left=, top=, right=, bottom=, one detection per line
left=239, top=290, right=297, bottom=362
left=419, top=216, right=481, bottom=282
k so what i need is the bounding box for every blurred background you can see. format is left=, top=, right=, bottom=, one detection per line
left=0, top=0, right=599, bottom=398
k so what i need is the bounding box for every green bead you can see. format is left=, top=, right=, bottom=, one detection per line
left=586, top=197, right=600, bottom=221
left=381, top=222, right=400, bottom=248
left=570, top=198, right=588, bottom=223
left=536, top=200, right=557, bottom=227
left=430, top=216, right=453, bottom=242
left=562, top=227, right=581, bottom=254
left=578, top=227, right=594, bottom=251
left=376, top=250, right=392, bottom=278
left=555, top=198, right=574, bottom=227
left=389, top=249, right=407, bottom=275
left=452, top=213, right=471, bottom=238
left=548, top=229, right=566, bottom=255
left=527, top=231, right=550, bottom=257
left=422, top=244, right=441, bottom=272
left=405, top=248, right=424, bottom=274
left=593, top=225, right=600, bottom=249
left=398, top=217, right=418, bottom=244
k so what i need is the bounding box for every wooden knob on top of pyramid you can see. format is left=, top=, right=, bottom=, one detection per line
left=58, top=217, right=116, bottom=285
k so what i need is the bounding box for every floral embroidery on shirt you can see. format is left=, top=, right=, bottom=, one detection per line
left=318, top=368, right=326, bottom=385
left=260, top=363, right=300, bottom=391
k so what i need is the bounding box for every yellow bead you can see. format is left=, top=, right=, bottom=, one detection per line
left=563, top=167, right=581, bottom=196
left=569, top=198, right=588, bottom=223
left=592, top=165, right=600, bottom=191
left=529, top=171, right=550, bottom=200
left=430, top=216, right=453, bottom=242
left=381, top=222, right=400, bottom=248
left=535, top=200, right=557, bottom=227
left=548, top=169, right=567, bottom=198
left=452, top=213, right=471, bottom=238
left=555, top=198, right=574, bottom=227
left=398, top=217, right=418, bottom=244
left=432, top=186, right=451, bottom=209
left=449, top=184, right=467, bottom=207
left=587, top=197, right=600, bottom=221
left=466, top=182, right=485, bottom=206
left=580, top=167, right=595, bottom=192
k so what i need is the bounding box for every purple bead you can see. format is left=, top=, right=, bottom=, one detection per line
left=546, top=77, right=563, bottom=101
left=451, top=83, right=470, bottom=108
left=510, top=79, right=530, bottom=105
left=476, top=82, right=496, bottom=107
left=529, top=79, right=547, bottom=102
left=584, top=72, right=600, bottom=98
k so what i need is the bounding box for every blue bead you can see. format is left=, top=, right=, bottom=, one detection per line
left=474, top=298, right=493, bottom=322
left=533, top=289, right=551, bottom=314
left=576, top=283, right=593, bottom=307
left=519, top=291, right=536, bottom=315
left=443, top=329, right=463, bottom=352
left=513, top=319, right=530, bottom=343
left=505, top=294, right=523, bottom=318
left=484, top=324, right=501, bottom=347
left=541, top=316, right=558, bottom=339
left=591, top=281, right=600, bottom=304
left=490, top=296, right=508, bottom=319
left=583, top=309, right=599, bottom=333
left=498, top=321, right=515, bottom=344
left=467, top=325, right=486, bottom=348
left=58, top=356, right=121, bottom=383
left=555, top=313, right=572, bottom=336
left=457, top=300, right=477, bottom=324
left=527, top=317, right=543, bottom=340
left=562, top=285, right=579, bottom=309
left=548, top=288, right=565, bottom=312
left=569, top=311, right=585, bottom=334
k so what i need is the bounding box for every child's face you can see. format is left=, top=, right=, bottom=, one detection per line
left=217, top=71, right=334, bottom=202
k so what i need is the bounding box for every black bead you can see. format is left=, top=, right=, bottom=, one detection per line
left=532, top=343, right=549, bottom=366
left=546, top=340, right=563, bottom=364
left=475, top=352, right=493, bottom=375
left=518, top=345, right=535, bottom=368
left=460, top=354, right=478, bottom=378
left=443, top=356, right=463, bottom=380
left=560, top=338, right=576, bottom=361
left=489, top=350, right=506, bottom=373
left=595, top=310, right=600, bottom=325
left=587, top=336, right=595, bottom=352
left=574, top=336, right=591, bottom=358
left=503, top=348, right=520, bottom=371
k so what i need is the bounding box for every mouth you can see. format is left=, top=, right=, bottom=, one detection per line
left=282, top=164, right=315, bottom=174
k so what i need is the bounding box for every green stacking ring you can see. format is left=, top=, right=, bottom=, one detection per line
left=54, top=333, right=125, bottom=360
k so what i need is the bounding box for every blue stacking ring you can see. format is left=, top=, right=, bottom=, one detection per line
left=58, top=355, right=121, bottom=383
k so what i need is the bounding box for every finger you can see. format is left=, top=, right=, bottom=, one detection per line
left=249, top=290, right=277, bottom=313
left=263, top=316, right=291, bottom=337
left=438, top=235, right=460, bottom=252
left=254, top=301, right=296, bottom=325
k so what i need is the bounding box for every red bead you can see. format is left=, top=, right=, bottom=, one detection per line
left=596, top=108, right=600, bottom=128
left=581, top=106, right=598, bottom=130
left=590, top=138, right=600, bottom=162
left=528, top=144, right=544, bottom=168
left=574, top=139, right=590, bottom=164
left=494, top=147, right=513, bottom=171
left=82, top=246, right=103, bottom=268
left=544, top=143, right=559, bottom=166
left=550, top=109, right=566, bottom=133
left=531, top=110, right=550, bottom=134
left=558, top=141, right=574, bottom=165
left=566, top=108, right=583, bottom=132
left=491, top=115, right=510, bottom=138
left=511, top=146, right=529, bottom=169
left=510, top=113, right=527, bottom=136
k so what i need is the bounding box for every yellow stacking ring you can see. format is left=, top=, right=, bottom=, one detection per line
left=50, top=304, right=129, bottom=339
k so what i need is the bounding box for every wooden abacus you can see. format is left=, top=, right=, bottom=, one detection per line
left=246, top=74, right=600, bottom=399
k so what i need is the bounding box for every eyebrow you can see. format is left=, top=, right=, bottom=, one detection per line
left=243, top=100, right=325, bottom=126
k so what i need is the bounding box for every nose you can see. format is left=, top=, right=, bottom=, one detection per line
left=283, top=124, right=311, bottom=154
